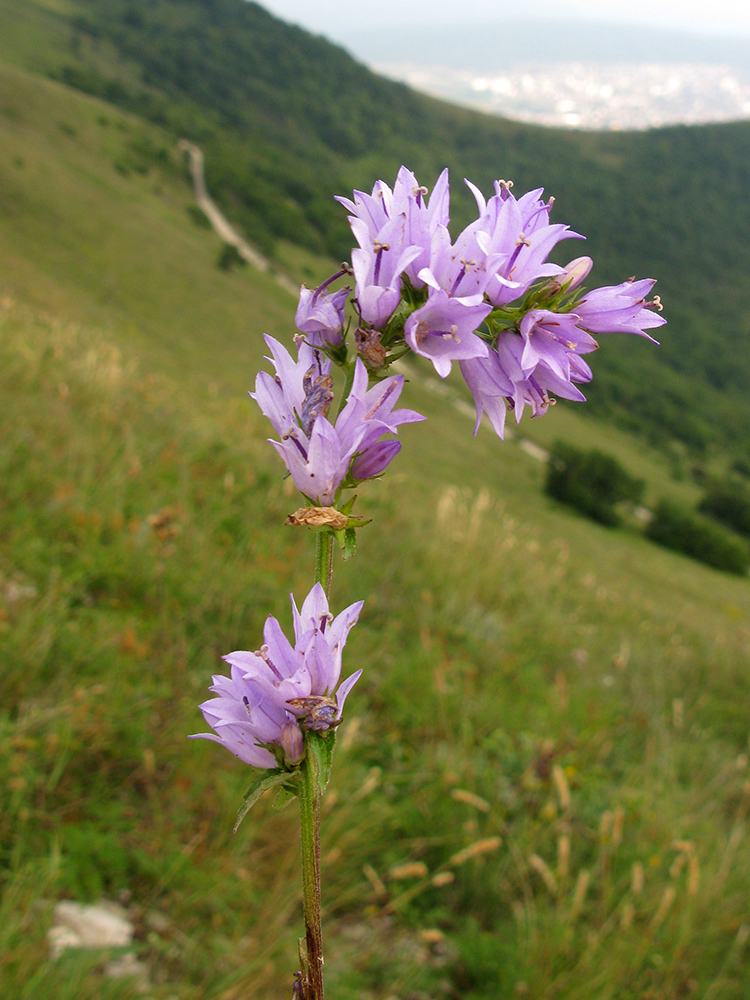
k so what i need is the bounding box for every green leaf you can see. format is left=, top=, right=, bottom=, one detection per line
left=273, top=779, right=300, bottom=811
left=305, top=730, right=336, bottom=797
left=233, top=768, right=289, bottom=833
left=339, top=494, right=358, bottom=517
left=343, top=527, right=357, bottom=560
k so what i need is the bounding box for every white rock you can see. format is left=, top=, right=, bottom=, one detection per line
left=49, top=901, right=134, bottom=956
left=48, top=925, right=82, bottom=959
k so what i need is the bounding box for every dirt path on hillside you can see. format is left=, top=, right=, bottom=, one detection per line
left=178, top=140, right=298, bottom=297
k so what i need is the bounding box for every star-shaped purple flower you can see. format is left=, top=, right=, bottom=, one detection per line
left=574, top=278, right=665, bottom=341
left=404, top=290, right=491, bottom=378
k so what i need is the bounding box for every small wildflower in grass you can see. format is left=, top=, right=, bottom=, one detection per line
left=193, top=163, right=663, bottom=1000
left=190, top=583, right=362, bottom=768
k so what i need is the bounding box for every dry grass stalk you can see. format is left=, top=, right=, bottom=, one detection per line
left=670, top=854, right=687, bottom=879
left=552, top=765, right=571, bottom=812
left=570, top=869, right=590, bottom=923
left=449, top=837, right=502, bottom=867
left=338, top=717, right=361, bottom=752
left=612, top=640, right=630, bottom=670
left=717, top=825, right=743, bottom=882
left=362, top=864, right=388, bottom=900
left=432, top=871, right=455, bottom=888
left=418, top=928, right=445, bottom=945
left=450, top=788, right=491, bottom=812
left=388, top=862, right=429, bottom=880
left=555, top=671, right=569, bottom=711
left=350, top=767, right=381, bottom=802
left=529, top=854, right=558, bottom=895
left=649, top=886, right=677, bottom=933
left=557, top=834, right=570, bottom=881
left=620, top=901, right=635, bottom=930
left=672, top=839, right=694, bottom=854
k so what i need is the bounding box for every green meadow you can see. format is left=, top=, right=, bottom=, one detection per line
left=2, top=55, right=750, bottom=1000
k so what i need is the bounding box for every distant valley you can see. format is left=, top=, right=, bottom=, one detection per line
left=341, top=19, right=750, bottom=129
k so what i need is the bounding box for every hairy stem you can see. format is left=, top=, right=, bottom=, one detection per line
left=299, top=746, right=324, bottom=1000
left=314, top=530, right=333, bottom=598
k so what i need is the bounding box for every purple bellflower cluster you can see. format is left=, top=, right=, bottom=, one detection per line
left=245, top=167, right=665, bottom=516
left=196, top=165, right=664, bottom=772
left=330, top=166, right=665, bottom=438
left=190, top=584, right=362, bottom=768
left=251, top=335, right=424, bottom=505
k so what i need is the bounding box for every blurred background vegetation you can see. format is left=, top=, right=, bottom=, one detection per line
left=1, top=2, right=749, bottom=998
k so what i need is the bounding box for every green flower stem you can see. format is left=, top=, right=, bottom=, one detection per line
left=315, top=530, right=333, bottom=597
left=299, top=743, right=324, bottom=1000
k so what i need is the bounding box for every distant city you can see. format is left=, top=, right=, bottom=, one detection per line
left=334, top=19, right=750, bottom=131
left=371, top=60, right=750, bottom=130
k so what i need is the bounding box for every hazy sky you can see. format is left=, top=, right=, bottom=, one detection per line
left=257, top=0, right=750, bottom=39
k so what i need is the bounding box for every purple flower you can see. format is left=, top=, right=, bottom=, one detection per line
left=417, top=220, right=499, bottom=301
left=390, top=166, right=450, bottom=287
left=460, top=323, right=594, bottom=438
left=351, top=225, right=421, bottom=330
left=337, top=167, right=450, bottom=291
left=496, top=330, right=592, bottom=425
left=339, top=168, right=453, bottom=327
left=336, top=358, right=425, bottom=476
left=190, top=584, right=363, bottom=769
left=251, top=336, right=423, bottom=502
left=295, top=285, right=350, bottom=347
left=519, top=309, right=598, bottom=382
left=404, top=290, right=491, bottom=378
left=460, top=351, right=515, bottom=439
left=471, top=182, right=581, bottom=307
left=574, top=278, right=665, bottom=341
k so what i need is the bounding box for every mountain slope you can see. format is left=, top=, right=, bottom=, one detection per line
left=2, top=57, right=750, bottom=1000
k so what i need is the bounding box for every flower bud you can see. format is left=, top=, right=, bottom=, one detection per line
left=280, top=721, right=305, bottom=765
left=561, top=256, right=593, bottom=291
left=295, top=285, right=348, bottom=347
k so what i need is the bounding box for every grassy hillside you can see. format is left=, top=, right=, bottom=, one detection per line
left=2, top=0, right=750, bottom=462
left=1, top=56, right=750, bottom=1000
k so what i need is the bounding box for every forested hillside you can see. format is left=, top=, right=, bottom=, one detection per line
left=1, top=0, right=750, bottom=459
